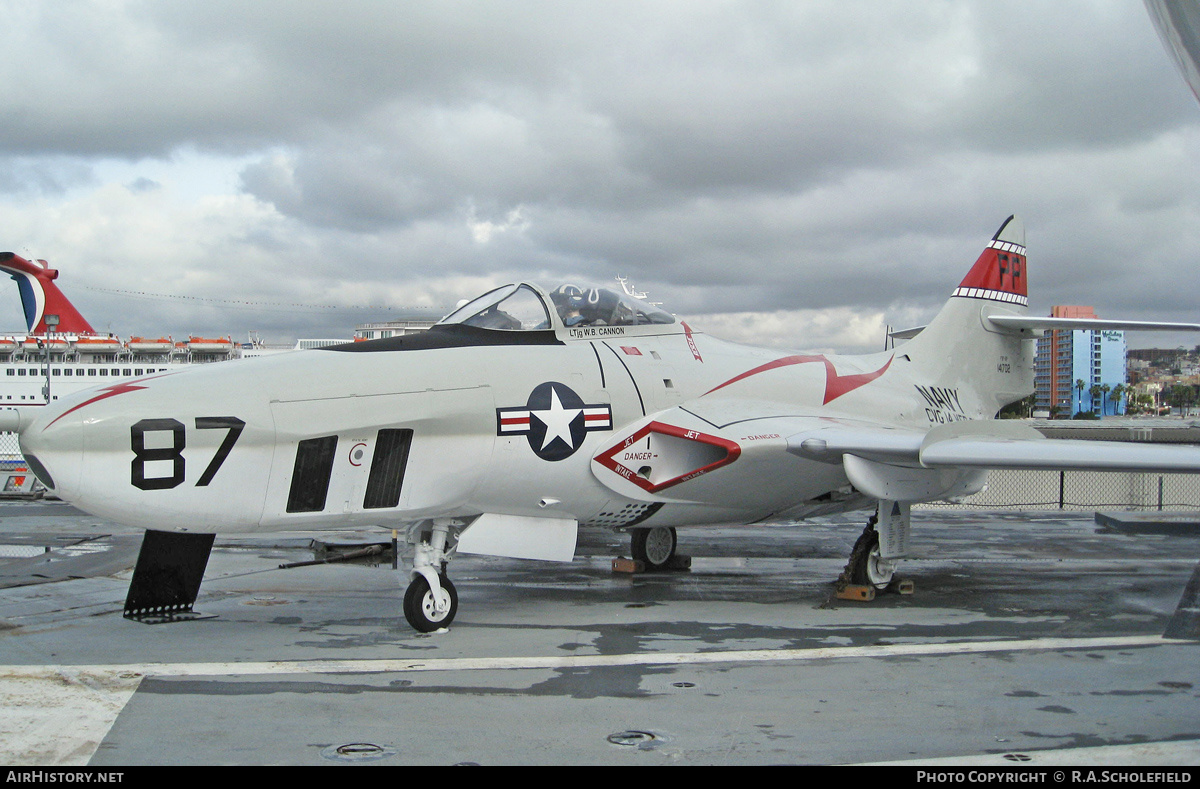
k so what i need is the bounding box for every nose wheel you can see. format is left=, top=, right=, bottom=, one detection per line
left=402, top=519, right=461, bottom=632
left=404, top=573, right=458, bottom=632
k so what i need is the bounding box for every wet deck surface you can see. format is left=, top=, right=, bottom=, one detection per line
left=1, top=501, right=1198, bottom=766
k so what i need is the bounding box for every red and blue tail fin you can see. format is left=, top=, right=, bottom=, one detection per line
left=0, top=253, right=96, bottom=334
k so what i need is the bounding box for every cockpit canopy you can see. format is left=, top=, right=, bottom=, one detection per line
left=438, top=283, right=675, bottom=331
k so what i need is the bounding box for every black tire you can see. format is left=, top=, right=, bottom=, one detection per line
left=403, top=574, right=458, bottom=632
left=631, top=526, right=677, bottom=569
left=846, top=528, right=893, bottom=589
left=846, top=528, right=877, bottom=586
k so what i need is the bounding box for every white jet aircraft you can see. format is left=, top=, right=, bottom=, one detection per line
left=5, top=216, right=1200, bottom=631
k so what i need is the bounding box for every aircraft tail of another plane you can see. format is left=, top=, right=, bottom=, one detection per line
left=0, top=252, right=96, bottom=335
left=895, top=216, right=1035, bottom=415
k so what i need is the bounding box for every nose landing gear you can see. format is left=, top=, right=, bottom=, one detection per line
left=403, top=519, right=461, bottom=632
left=404, top=572, right=458, bottom=632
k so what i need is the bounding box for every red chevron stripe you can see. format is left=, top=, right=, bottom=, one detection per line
left=705, top=354, right=893, bottom=404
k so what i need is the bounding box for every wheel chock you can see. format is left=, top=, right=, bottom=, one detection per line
left=889, top=578, right=914, bottom=595
left=835, top=583, right=876, bottom=602
left=666, top=555, right=692, bottom=571
left=612, top=557, right=645, bottom=574
left=612, top=555, right=693, bottom=574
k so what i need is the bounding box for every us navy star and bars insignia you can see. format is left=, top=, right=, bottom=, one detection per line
left=497, top=382, right=613, bottom=461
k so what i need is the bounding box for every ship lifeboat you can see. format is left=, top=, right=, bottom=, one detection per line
left=73, top=335, right=124, bottom=353
left=185, top=336, right=235, bottom=352
left=127, top=336, right=174, bottom=352
left=23, top=337, right=72, bottom=353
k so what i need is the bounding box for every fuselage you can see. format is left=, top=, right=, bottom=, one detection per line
left=17, top=284, right=1024, bottom=535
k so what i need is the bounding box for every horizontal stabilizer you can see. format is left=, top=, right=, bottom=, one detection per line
left=888, top=325, right=925, bottom=340
left=987, top=315, right=1200, bottom=333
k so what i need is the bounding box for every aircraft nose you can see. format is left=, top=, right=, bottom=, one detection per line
left=17, top=406, right=82, bottom=497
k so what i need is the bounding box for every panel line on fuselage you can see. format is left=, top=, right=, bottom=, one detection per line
left=602, top=341, right=645, bottom=416
left=588, top=341, right=606, bottom=389
left=677, top=406, right=825, bottom=432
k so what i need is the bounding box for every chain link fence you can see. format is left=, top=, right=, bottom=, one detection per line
left=0, top=428, right=41, bottom=496
left=920, top=468, right=1200, bottom=511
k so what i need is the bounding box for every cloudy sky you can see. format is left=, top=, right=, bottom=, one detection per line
left=1, top=0, right=1198, bottom=353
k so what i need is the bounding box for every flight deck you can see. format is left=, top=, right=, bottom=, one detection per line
left=1, top=501, right=1197, bottom=766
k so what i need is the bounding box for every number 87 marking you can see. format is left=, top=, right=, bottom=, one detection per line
left=131, top=417, right=246, bottom=491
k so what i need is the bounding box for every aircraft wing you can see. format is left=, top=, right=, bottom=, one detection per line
left=985, top=315, right=1200, bottom=333
left=917, top=434, right=1200, bottom=473
left=893, top=316, right=1200, bottom=341
left=788, top=419, right=1200, bottom=474
left=592, top=400, right=926, bottom=508
left=786, top=418, right=1200, bottom=502
left=595, top=394, right=1200, bottom=509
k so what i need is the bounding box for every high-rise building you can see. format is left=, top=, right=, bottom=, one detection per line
left=1033, top=306, right=1127, bottom=417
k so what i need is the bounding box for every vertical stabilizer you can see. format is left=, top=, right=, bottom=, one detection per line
left=0, top=253, right=96, bottom=334
left=901, top=216, right=1034, bottom=414
left=951, top=215, right=1028, bottom=306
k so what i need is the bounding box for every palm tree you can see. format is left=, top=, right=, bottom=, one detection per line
left=1089, top=383, right=1104, bottom=415
left=1100, top=384, right=1111, bottom=417
left=1075, top=379, right=1085, bottom=415
left=1109, top=383, right=1125, bottom=416
left=1167, top=384, right=1189, bottom=416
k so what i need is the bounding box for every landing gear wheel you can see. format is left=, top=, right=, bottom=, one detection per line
left=404, top=574, right=458, bottom=632
left=846, top=526, right=895, bottom=590
left=863, top=544, right=896, bottom=589
left=631, top=526, right=677, bottom=570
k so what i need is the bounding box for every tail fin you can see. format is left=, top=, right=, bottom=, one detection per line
left=900, top=216, right=1033, bottom=412
left=0, top=253, right=96, bottom=334
left=951, top=215, right=1028, bottom=307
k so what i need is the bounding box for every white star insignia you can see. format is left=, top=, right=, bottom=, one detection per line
left=532, top=387, right=582, bottom=450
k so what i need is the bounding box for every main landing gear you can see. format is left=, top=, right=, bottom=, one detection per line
left=843, top=513, right=896, bottom=589
left=836, top=501, right=913, bottom=599
left=403, top=520, right=460, bottom=632
left=630, top=525, right=678, bottom=570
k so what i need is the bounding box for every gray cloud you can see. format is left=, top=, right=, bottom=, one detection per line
left=0, top=1, right=1197, bottom=352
